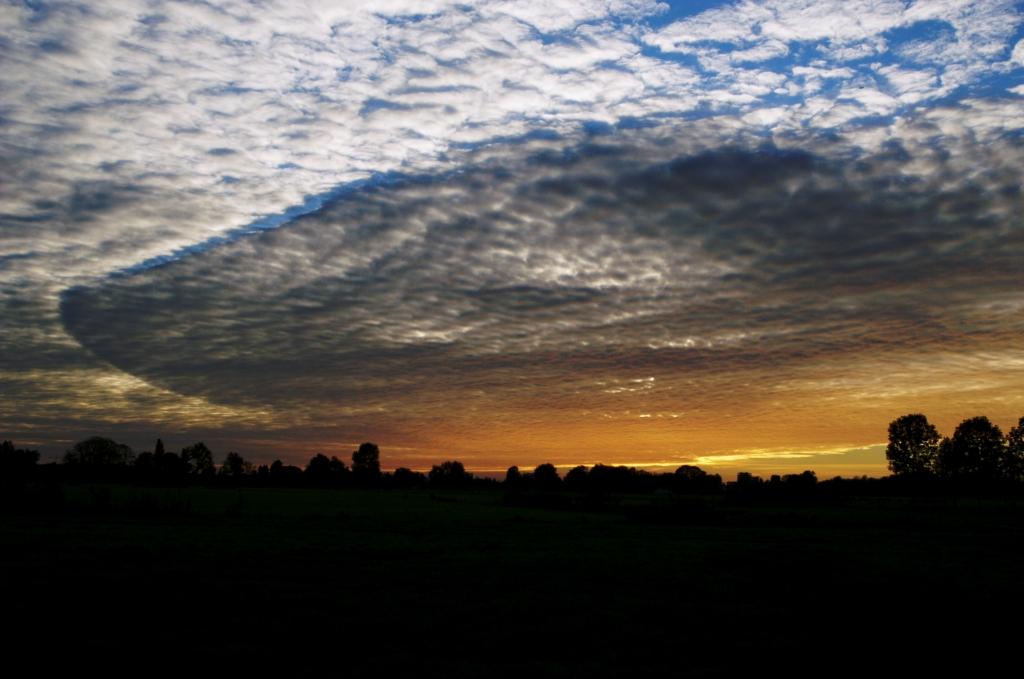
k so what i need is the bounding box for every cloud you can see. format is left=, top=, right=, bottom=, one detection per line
left=55, top=113, right=1024, bottom=458
left=644, top=0, right=1023, bottom=110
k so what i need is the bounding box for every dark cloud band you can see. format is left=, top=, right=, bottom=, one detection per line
left=59, top=120, right=1024, bottom=437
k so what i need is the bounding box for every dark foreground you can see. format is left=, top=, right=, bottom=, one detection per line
left=4, top=486, right=1023, bottom=674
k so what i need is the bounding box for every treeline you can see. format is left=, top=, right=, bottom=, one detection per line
left=0, top=434, right=919, bottom=500
left=3, top=435, right=729, bottom=494
left=4, top=437, right=498, bottom=490
left=885, top=414, right=1024, bottom=488
left=4, top=412, right=1024, bottom=499
left=4, top=435, right=728, bottom=494
left=506, top=462, right=725, bottom=495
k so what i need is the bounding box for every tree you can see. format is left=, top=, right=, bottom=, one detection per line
left=782, top=470, right=817, bottom=492
left=939, top=416, right=1006, bottom=482
left=305, top=454, right=346, bottom=485
left=885, top=414, right=940, bottom=477
left=0, top=440, right=39, bottom=483
left=306, top=453, right=331, bottom=476
left=136, top=438, right=169, bottom=482
left=504, top=465, right=522, bottom=487
left=351, top=442, right=381, bottom=482
left=1005, top=417, right=1024, bottom=483
left=533, top=463, right=561, bottom=490
left=268, top=459, right=302, bottom=485
left=675, top=465, right=706, bottom=483
left=181, top=442, right=215, bottom=476
left=586, top=463, right=649, bottom=493
left=221, top=451, right=250, bottom=477
left=674, top=465, right=723, bottom=494
left=392, top=467, right=425, bottom=489
left=564, top=465, right=588, bottom=491
left=64, top=436, right=134, bottom=467
left=156, top=451, right=185, bottom=478
left=328, top=456, right=348, bottom=477
left=429, top=460, right=471, bottom=488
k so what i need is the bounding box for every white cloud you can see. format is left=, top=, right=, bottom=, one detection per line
left=875, top=64, right=942, bottom=104
left=817, top=36, right=888, bottom=61
left=644, top=0, right=907, bottom=52
left=742, top=106, right=790, bottom=126
left=730, top=38, right=790, bottom=64
left=491, top=0, right=665, bottom=32
left=1013, top=39, right=1024, bottom=65
left=644, top=0, right=1021, bottom=112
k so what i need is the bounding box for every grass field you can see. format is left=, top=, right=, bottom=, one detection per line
left=4, top=485, right=1023, bottom=674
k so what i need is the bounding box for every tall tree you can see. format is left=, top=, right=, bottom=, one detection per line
left=181, top=442, right=215, bottom=476
left=504, top=465, right=522, bottom=487
left=221, top=451, right=250, bottom=477
left=305, top=453, right=332, bottom=484
left=939, top=416, right=1007, bottom=482
left=885, top=414, right=940, bottom=476
left=351, top=442, right=381, bottom=482
left=533, top=463, right=561, bottom=490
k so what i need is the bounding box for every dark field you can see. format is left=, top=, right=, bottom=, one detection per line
left=4, top=486, right=1023, bottom=674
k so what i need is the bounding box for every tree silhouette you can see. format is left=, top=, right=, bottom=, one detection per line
left=64, top=436, right=134, bottom=467
left=392, top=467, right=426, bottom=489
left=504, top=465, right=522, bottom=487
left=269, top=459, right=303, bottom=485
left=940, top=416, right=1006, bottom=482
left=306, top=453, right=344, bottom=486
left=135, top=437, right=183, bottom=483
left=181, top=442, right=215, bottom=476
left=783, top=470, right=817, bottom=493
left=156, top=451, right=185, bottom=478
left=674, top=465, right=723, bottom=493
left=1005, top=417, right=1024, bottom=483
left=586, top=463, right=651, bottom=493
left=533, top=463, right=561, bottom=490
left=221, top=451, right=250, bottom=477
left=351, top=442, right=381, bottom=483
left=429, top=460, right=471, bottom=488
left=0, top=440, right=39, bottom=483
left=886, top=414, right=940, bottom=476
left=329, top=456, right=348, bottom=477
left=306, top=453, right=331, bottom=477
left=564, top=465, right=588, bottom=491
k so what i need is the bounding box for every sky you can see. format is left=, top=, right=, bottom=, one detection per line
left=2, top=0, right=1023, bottom=478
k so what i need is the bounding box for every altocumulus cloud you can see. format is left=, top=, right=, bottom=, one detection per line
left=2, top=0, right=1024, bottom=466
left=60, top=115, right=1024, bottom=462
